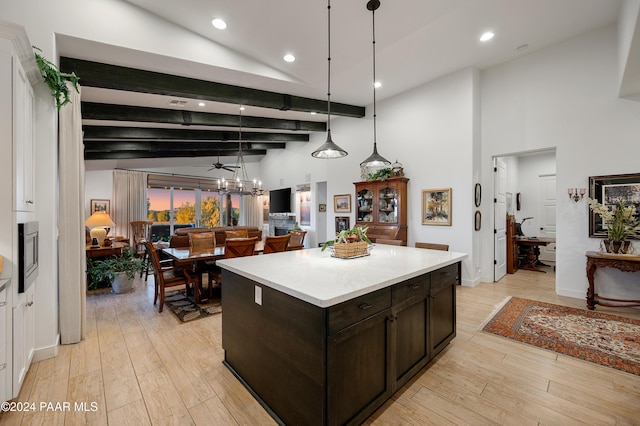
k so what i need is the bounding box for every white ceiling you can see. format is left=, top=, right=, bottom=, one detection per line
left=67, top=0, right=623, bottom=169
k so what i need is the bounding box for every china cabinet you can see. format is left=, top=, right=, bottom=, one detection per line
left=354, top=177, right=408, bottom=243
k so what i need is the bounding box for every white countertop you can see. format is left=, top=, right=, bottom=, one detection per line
left=217, top=245, right=467, bottom=307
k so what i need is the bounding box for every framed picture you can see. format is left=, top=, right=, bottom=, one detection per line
left=474, top=210, right=481, bottom=231
left=589, top=173, right=640, bottom=238
left=91, top=199, right=110, bottom=215
left=474, top=183, right=481, bottom=207
left=422, top=188, right=452, bottom=226
left=334, top=194, right=352, bottom=213
left=319, top=203, right=327, bottom=212
left=335, top=216, right=350, bottom=233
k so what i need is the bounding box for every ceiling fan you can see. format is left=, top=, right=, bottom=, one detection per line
left=205, top=153, right=240, bottom=172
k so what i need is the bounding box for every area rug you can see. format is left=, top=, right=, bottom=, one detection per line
left=481, top=297, right=640, bottom=376
left=164, top=291, right=222, bottom=323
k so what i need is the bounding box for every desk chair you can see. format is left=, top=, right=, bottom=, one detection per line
left=264, top=234, right=291, bottom=254
left=145, top=241, right=196, bottom=313
left=415, top=242, right=449, bottom=251
left=288, top=230, right=307, bottom=250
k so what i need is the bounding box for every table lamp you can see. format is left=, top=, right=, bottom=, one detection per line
left=85, top=212, right=116, bottom=247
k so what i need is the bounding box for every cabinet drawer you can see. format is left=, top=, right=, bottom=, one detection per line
left=328, top=287, right=391, bottom=335
left=392, top=274, right=430, bottom=305
left=431, top=264, right=457, bottom=292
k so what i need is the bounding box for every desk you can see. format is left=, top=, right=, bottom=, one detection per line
left=585, top=251, right=640, bottom=310
left=515, top=237, right=555, bottom=273
left=86, top=242, right=128, bottom=259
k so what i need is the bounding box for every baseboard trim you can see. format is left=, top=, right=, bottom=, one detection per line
left=32, top=333, right=60, bottom=362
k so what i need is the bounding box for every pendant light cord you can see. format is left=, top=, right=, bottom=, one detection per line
left=327, top=0, right=332, bottom=133
left=372, top=4, right=377, bottom=149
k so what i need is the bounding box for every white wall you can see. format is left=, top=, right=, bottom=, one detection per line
left=481, top=25, right=640, bottom=298
left=84, top=170, right=112, bottom=218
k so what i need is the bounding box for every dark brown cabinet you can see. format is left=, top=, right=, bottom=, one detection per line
left=354, top=177, right=409, bottom=244
left=429, top=263, right=457, bottom=355
left=507, top=215, right=518, bottom=274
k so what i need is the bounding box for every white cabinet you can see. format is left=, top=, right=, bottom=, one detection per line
left=0, top=280, right=8, bottom=404
left=13, top=55, right=35, bottom=212
left=12, top=284, right=34, bottom=397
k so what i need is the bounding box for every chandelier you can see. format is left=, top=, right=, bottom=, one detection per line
left=216, top=107, right=264, bottom=197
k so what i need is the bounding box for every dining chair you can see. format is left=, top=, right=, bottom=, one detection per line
left=263, top=234, right=291, bottom=254
left=415, top=242, right=449, bottom=251
left=288, top=230, right=307, bottom=250
left=189, top=232, right=219, bottom=299
left=145, top=240, right=196, bottom=313
left=131, top=220, right=153, bottom=280
left=209, top=237, right=258, bottom=288
left=225, top=229, right=249, bottom=240
left=376, top=238, right=403, bottom=246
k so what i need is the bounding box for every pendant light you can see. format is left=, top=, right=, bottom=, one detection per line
left=360, top=0, right=391, bottom=172
left=311, top=0, right=348, bottom=159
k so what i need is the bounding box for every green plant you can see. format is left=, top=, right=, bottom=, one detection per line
left=33, top=46, right=80, bottom=110
left=87, top=248, right=146, bottom=290
left=367, top=167, right=392, bottom=181
left=587, top=198, right=640, bottom=241
left=322, top=226, right=372, bottom=251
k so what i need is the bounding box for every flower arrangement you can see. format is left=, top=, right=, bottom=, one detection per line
left=586, top=198, right=640, bottom=242
left=322, top=226, right=372, bottom=258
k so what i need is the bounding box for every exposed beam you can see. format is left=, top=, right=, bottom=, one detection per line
left=61, top=57, right=366, bottom=118
left=81, top=102, right=326, bottom=132
left=83, top=140, right=271, bottom=160
left=82, top=125, right=309, bottom=142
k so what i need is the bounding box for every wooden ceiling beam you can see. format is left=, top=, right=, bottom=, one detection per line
left=61, top=57, right=365, bottom=118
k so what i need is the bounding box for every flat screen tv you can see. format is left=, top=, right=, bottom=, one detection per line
left=269, top=188, right=291, bottom=213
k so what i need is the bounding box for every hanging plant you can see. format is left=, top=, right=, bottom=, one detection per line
left=32, top=46, right=80, bottom=110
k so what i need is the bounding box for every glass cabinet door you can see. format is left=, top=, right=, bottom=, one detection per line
left=378, top=186, right=398, bottom=224
left=357, top=189, right=374, bottom=223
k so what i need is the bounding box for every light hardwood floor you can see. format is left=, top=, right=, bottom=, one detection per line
left=2, top=267, right=640, bottom=425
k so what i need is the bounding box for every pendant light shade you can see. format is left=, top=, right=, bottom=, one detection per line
left=311, top=0, right=348, bottom=159
left=360, top=0, right=390, bottom=170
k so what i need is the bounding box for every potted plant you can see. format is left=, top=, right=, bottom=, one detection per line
left=587, top=198, right=640, bottom=253
left=322, top=226, right=372, bottom=258
left=87, top=248, right=147, bottom=293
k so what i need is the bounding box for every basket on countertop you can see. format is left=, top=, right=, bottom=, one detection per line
left=330, top=241, right=370, bottom=259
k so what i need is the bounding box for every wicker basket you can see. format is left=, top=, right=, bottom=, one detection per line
left=331, top=241, right=370, bottom=259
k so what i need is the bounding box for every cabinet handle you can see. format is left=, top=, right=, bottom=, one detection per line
left=409, top=283, right=420, bottom=290
left=0, top=363, right=6, bottom=371
left=0, top=301, right=5, bottom=307
left=26, top=200, right=34, bottom=204
left=27, top=301, right=34, bottom=307
left=358, top=303, right=372, bottom=310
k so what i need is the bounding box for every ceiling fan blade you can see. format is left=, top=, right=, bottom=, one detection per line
left=222, top=166, right=235, bottom=172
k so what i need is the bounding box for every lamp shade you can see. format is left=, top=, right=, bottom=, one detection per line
left=85, top=212, right=115, bottom=228
left=311, top=130, right=348, bottom=159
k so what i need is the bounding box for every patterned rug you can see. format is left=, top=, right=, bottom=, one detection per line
left=482, top=297, right=640, bottom=376
left=164, top=290, right=222, bottom=323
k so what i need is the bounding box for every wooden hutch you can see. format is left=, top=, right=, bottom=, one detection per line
left=354, top=177, right=409, bottom=245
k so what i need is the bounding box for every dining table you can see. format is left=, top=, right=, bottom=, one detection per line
left=161, top=240, right=265, bottom=303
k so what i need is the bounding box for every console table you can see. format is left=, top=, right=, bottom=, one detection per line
left=585, top=251, right=640, bottom=310
left=516, top=237, right=555, bottom=272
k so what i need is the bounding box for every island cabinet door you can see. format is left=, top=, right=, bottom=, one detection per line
left=429, top=263, right=457, bottom=356
left=327, top=308, right=392, bottom=426
left=390, top=274, right=431, bottom=389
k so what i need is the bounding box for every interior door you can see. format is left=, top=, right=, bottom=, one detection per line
left=493, top=158, right=507, bottom=281
left=538, top=174, right=556, bottom=263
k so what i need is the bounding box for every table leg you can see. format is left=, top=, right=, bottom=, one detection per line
left=586, top=258, right=597, bottom=310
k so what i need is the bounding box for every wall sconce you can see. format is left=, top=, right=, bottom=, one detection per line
left=568, top=187, right=585, bottom=202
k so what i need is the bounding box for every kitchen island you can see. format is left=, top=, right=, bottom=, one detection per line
left=217, top=245, right=467, bottom=425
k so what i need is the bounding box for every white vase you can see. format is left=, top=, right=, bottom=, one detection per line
left=111, top=273, right=134, bottom=294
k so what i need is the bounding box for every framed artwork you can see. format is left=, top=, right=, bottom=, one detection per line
left=334, top=194, right=352, bottom=213
left=474, top=183, right=481, bottom=207
left=589, top=172, right=640, bottom=238
left=422, top=188, right=452, bottom=226
left=335, top=216, right=350, bottom=233
left=319, top=203, right=327, bottom=212
left=91, top=199, right=110, bottom=215
left=474, top=210, right=481, bottom=231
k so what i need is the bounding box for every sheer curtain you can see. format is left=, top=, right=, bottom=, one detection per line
left=58, top=82, right=85, bottom=344
left=112, top=170, right=147, bottom=240
left=242, top=194, right=263, bottom=228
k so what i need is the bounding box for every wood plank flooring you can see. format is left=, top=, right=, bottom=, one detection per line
left=2, top=267, right=640, bottom=425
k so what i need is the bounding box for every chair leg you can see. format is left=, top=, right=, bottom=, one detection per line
left=158, top=285, right=165, bottom=313
left=140, top=250, right=148, bottom=278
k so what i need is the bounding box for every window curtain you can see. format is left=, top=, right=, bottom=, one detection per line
left=58, top=82, right=86, bottom=344
left=112, top=170, right=147, bottom=240
left=242, top=194, right=263, bottom=228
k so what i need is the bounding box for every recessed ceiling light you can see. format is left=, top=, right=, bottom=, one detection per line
left=374, top=81, right=382, bottom=88
left=310, top=111, right=317, bottom=115
left=211, top=18, right=227, bottom=30
left=239, top=106, right=245, bottom=111
left=283, top=54, right=296, bottom=63
left=480, top=31, right=495, bottom=42
left=198, top=102, right=205, bottom=107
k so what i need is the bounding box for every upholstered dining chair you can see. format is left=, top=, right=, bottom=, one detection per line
left=264, top=234, right=291, bottom=254
left=415, top=242, right=449, bottom=251
left=145, top=240, right=196, bottom=313
left=288, top=230, right=307, bottom=250
left=376, top=238, right=404, bottom=246
left=209, top=237, right=258, bottom=288
left=225, top=229, right=249, bottom=240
